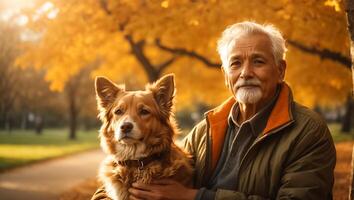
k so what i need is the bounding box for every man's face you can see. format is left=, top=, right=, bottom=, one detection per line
left=223, top=33, right=286, bottom=108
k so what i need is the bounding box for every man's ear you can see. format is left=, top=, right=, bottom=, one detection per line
left=148, top=74, right=175, bottom=117
left=95, top=76, right=124, bottom=109
left=277, top=60, right=287, bottom=83
left=221, top=66, right=230, bottom=89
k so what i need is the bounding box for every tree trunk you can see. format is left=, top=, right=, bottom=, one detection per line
left=345, top=0, right=354, bottom=198
left=347, top=0, right=354, bottom=93
left=344, top=0, right=354, bottom=134
left=124, top=36, right=162, bottom=82
left=4, top=113, right=11, bottom=134
left=21, top=112, right=27, bottom=130
left=67, top=83, right=77, bottom=140
left=147, top=70, right=160, bottom=82
left=63, top=63, right=98, bottom=140
left=341, top=94, right=353, bottom=133
left=34, top=115, right=43, bottom=135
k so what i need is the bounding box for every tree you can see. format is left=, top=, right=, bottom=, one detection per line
left=343, top=0, right=354, bottom=133
left=0, top=20, right=64, bottom=132
left=0, top=22, right=21, bottom=131
left=64, top=62, right=99, bottom=140
left=347, top=0, right=354, bottom=88
left=15, top=68, right=63, bottom=134
left=347, top=1, right=354, bottom=196
left=17, top=0, right=351, bottom=112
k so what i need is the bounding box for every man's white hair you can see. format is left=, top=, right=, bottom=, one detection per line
left=217, top=21, right=287, bottom=68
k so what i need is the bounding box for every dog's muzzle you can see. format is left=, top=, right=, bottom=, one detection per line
left=120, top=122, right=133, bottom=134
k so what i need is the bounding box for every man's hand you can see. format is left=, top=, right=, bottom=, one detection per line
left=128, top=179, right=197, bottom=200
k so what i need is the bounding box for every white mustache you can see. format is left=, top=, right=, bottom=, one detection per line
left=235, top=79, right=261, bottom=89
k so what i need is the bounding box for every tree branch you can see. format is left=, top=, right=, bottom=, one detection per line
left=287, top=39, right=351, bottom=69
left=98, top=3, right=176, bottom=81
left=155, top=38, right=221, bottom=68
left=123, top=34, right=156, bottom=79
left=156, top=56, right=178, bottom=75
left=156, top=38, right=351, bottom=70
left=99, top=0, right=111, bottom=15
left=346, top=0, right=354, bottom=42
left=100, top=2, right=350, bottom=76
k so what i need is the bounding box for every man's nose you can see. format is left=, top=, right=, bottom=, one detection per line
left=240, top=62, right=253, bottom=79
left=120, top=122, right=133, bottom=133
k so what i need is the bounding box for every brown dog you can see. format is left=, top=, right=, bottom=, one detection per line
left=95, top=74, right=193, bottom=200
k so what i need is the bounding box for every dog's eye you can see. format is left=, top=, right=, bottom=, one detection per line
left=139, top=109, right=150, bottom=116
left=114, top=109, right=124, bottom=115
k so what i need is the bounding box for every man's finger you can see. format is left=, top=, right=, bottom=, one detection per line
left=129, top=187, right=154, bottom=199
left=132, top=182, right=153, bottom=191
left=129, top=194, right=144, bottom=200
left=152, top=179, right=175, bottom=185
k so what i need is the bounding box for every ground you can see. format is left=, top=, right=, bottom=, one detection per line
left=60, top=179, right=99, bottom=200
left=60, top=142, right=354, bottom=200
left=0, top=129, right=99, bottom=171
left=333, top=142, right=353, bottom=200
left=0, top=149, right=105, bottom=200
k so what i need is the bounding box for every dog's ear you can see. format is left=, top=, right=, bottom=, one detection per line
left=149, top=74, right=175, bottom=117
left=95, top=76, right=124, bottom=109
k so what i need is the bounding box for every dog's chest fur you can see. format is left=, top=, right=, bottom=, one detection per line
left=99, top=152, right=191, bottom=200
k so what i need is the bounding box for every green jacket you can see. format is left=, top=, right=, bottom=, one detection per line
left=183, top=83, right=336, bottom=199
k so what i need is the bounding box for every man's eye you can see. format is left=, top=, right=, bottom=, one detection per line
left=114, top=109, right=124, bottom=115
left=254, top=59, right=265, bottom=64
left=230, top=61, right=241, bottom=68
left=139, top=109, right=150, bottom=116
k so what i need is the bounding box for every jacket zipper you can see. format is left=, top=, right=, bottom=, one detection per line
left=235, top=120, right=294, bottom=188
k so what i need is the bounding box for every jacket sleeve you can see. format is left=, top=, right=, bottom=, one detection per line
left=182, top=120, right=208, bottom=168
left=182, top=120, right=210, bottom=188
left=213, top=117, right=336, bottom=200
left=275, top=117, right=336, bottom=199
left=183, top=119, right=210, bottom=154
left=215, top=189, right=269, bottom=200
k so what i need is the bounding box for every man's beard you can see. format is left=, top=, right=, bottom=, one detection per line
left=234, top=78, right=262, bottom=104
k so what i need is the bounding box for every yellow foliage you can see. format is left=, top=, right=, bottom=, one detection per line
left=161, top=0, right=169, bottom=8
left=324, top=0, right=342, bottom=12
left=16, top=0, right=352, bottom=110
left=286, top=46, right=351, bottom=108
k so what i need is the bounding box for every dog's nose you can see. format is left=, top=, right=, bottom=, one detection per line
left=120, top=122, right=133, bottom=134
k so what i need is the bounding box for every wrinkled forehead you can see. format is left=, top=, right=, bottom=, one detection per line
left=116, top=91, right=156, bottom=107
left=228, top=33, right=273, bottom=57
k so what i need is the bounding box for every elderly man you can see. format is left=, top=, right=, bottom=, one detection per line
left=93, top=21, right=336, bottom=200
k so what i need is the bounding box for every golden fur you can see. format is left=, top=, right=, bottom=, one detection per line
left=95, top=74, right=193, bottom=200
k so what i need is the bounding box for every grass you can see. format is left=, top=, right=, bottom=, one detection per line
left=328, top=123, right=354, bottom=143
left=0, top=129, right=100, bottom=171
left=0, top=123, right=352, bottom=171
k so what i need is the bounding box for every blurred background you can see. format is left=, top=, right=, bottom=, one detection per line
left=0, top=0, right=353, bottom=199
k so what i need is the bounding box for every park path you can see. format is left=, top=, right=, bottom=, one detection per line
left=0, top=149, right=105, bottom=200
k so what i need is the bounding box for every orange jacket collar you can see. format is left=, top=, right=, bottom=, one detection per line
left=206, top=83, right=293, bottom=171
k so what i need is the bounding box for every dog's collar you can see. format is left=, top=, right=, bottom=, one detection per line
left=114, top=153, right=165, bottom=169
